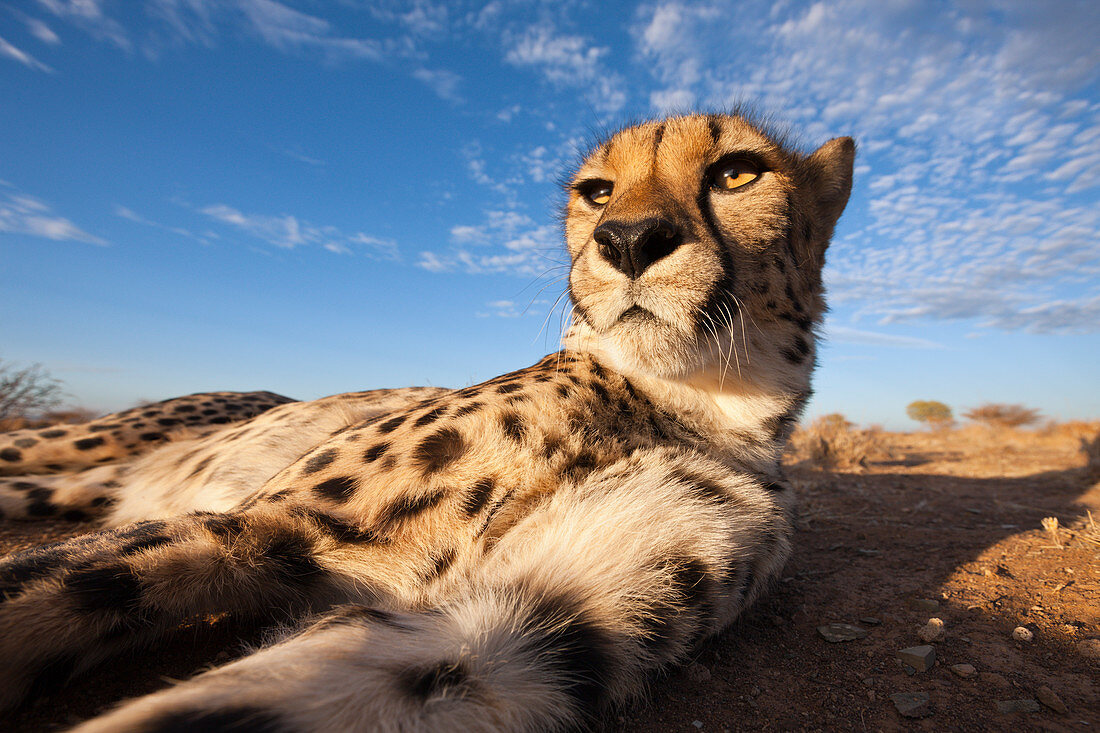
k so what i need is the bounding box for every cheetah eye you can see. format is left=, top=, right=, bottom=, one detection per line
left=576, top=180, right=613, bottom=206
left=709, top=159, right=760, bottom=191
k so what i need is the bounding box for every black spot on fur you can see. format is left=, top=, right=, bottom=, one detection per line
left=174, top=404, right=197, bottom=413
left=91, top=495, right=116, bottom=507
left=66, top=563, right=142, bottom=614
left=73, top=436, right=106, bottom=451
left=557, top=384, right=571, bottom=399
left=38, top=429, right=68, bottom=438
left=294, top=508, right=383, bottom=544
left=454, top=401, right=483, bottom=417
left=500, top=412, right=526, bottom=443
left=415, top=428, right=466, bottom=475
left=263, top=532, right=323, bottom=586
left=13, top=437, right=38, bottom=448
left=302, top=448, right=339, bottom=475
left=496, top=383, right=523, bottom=394
left=141, top=707, right=286, bottom=733
left=187, top=455, right=214, bottom=479
left=209, top=416, right=231, bottom=424
left=203, top=514, right=246, bottom=541
left=378, top=489, right=446, bottom=532
left=561, top=451, right=598, bottom=481
left=313, top=475, right=359, bottom=503
left=25, top=653, right=80, bottom=702
left=524, top=592, right=613, bottom=717
left=120, top=532, right=174, bottom=556
left=422, top=548, right=457, bottom=580
left=403, top=661, right=471, bottom=701
left=61, top=509, right=90, bottom=522
left=415, top=406, right=449, bottom=428
left=462, top=478, right=495, bottom=516
left=669, top=556, right=714, bottom=621
left=0, top=448, right=22, bottom=462
left=140, top=432, right=166, bottom=441
left=589, top=381, right=610, bottom=404
left=27, top=487, right=57, bottom=517
left=363, top=442, right=390, bottom=463
left=377, top=414, right=407, bottom=434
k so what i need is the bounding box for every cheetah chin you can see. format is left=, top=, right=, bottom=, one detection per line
left=0, top=111, right=853, bottom=732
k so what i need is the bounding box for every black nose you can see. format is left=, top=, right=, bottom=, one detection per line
left=592, top=218, right=682, bottom=279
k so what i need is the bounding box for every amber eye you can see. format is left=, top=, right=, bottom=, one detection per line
left=710, top=160, right=760, bottom=191
left=577, top=181, right=613, bottom=206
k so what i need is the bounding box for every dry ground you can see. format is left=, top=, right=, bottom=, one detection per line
left=3, top=425, right=1098, bottom=731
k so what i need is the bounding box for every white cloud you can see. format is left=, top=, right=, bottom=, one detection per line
left=35, top=0, right=130, bottom=49
left=197, top=202, right=398, bottom=258
left=419, top=207, right=564, bottom=277
left=0, top=35, right=54, bottom=72
left=503, top=23, right=626, bottom=114
left=825, top=325, right=944, bottom=350
left=413, top=67, right=462, bottom=103
left=0, top=188, right=105, bottom=244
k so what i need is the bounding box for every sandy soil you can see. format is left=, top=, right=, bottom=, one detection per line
left=3, top=427, right=1098, bottom=731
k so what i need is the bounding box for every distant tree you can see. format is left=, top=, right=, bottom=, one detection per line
left=0, top=359, right=64, bottom=423
left=818, top=413, right=853, bottom=431
left=963, top=403, right=1042, bottom=429
left=906, top=400, right=954, bottom=429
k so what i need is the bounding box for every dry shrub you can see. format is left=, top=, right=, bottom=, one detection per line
left=1081, top=432, right=1100, bottom=479
left=0, top=407, right=100, bottom=432
left=964, top=403, right=1042, bottom=429
left=787, top=413, right=887, bottom=470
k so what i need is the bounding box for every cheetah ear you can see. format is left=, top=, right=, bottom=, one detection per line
left=802, top=136, right=856, bottom=230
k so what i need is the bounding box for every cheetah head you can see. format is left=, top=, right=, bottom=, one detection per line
left=565, top=113, right=854, bottom=391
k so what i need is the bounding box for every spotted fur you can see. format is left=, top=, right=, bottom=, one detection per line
left=0, top=112, right=854, bottom=731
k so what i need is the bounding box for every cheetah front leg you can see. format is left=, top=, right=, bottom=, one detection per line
left=0, top=503, right=390, bottom=712
left=71, top=451, right=793, bottom=732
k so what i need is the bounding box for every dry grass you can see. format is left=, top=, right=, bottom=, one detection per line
left=786, top=413, right=890, bottom=470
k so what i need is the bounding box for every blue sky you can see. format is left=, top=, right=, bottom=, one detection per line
left=1, top=0, right=1098, bottom=429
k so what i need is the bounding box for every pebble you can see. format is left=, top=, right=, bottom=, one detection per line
left=817, top=623, right=868, bottom=642
left=995, top=699, right=1040, bottom=714
left=692, top=721, right=704, bottom=729
left=897, top=645, right=936, bottom=673
left=1036, top=686, right=1068, bottom=714
left=950, top=663, right=977, bottom=678
left=685, top=662, right=712, bottom=683
left=910, top=599, right=940, bottom=612
left=1012, top=626, right=1034, bottom=642
left=859, top=616, right=881, bottom=626
left=918, top=618, right=944, bottom=643
left=889, top=691, right=931, bottom=718
left=1077, top=638, right=1100, bottom=659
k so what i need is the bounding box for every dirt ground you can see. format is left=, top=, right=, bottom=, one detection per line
left=3, top=425, right=1098, bottom=731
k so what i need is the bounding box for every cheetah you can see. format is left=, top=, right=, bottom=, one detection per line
left=0, top=112, right=854, bottom=732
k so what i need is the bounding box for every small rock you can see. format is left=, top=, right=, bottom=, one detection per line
left=859, top=616, right=881, bottom=626
left=1036, top=686, right=1068, bottom=714
left=995, top=699, right=1041, bottom=714
left=817, top=623, right=868, bottom=642
left=1077, top=638, right=1100, bottom=660
left=889, top=691, right=931, bottom=718
left=1012, top=626, right=1034, bottom=642
left=897, top=645, right=936, bottom=672
left=950, top=663, right=977, bottom=678
left=918, top=618, right=945, bottom=643
left=692, top=721, right=704, bottom=729
left=685, top=662, right=712, bottom=683
left=910, top=598, right=940, bottom=612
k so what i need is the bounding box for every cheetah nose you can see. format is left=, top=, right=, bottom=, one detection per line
left=593, top=217, right=682, bottom=280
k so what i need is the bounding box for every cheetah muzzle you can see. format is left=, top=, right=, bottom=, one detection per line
left=0, top=112, right=854, bottom=732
